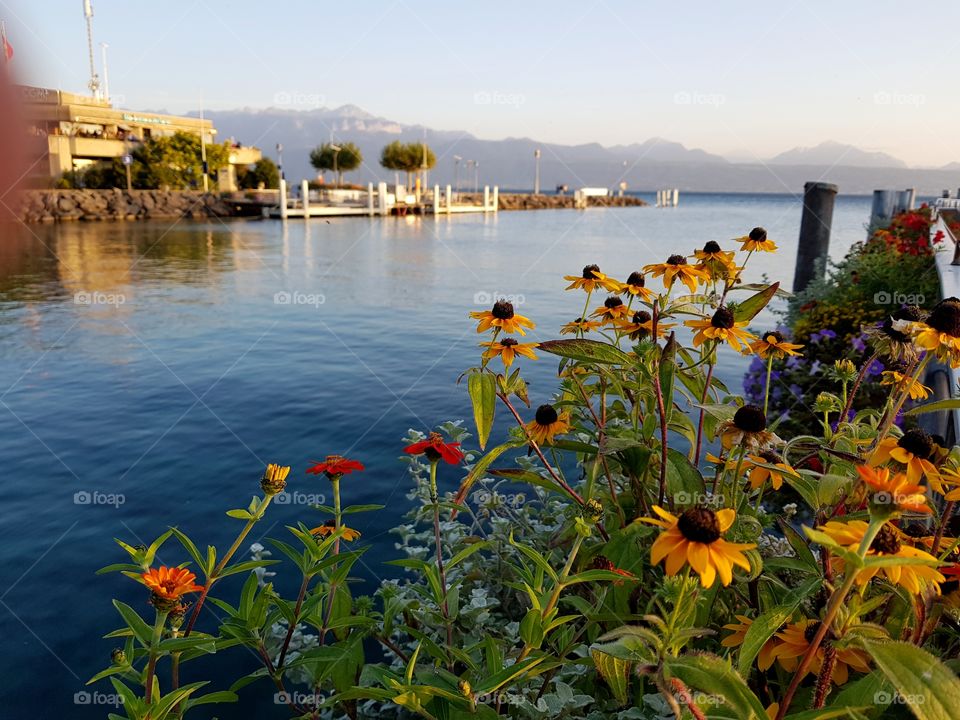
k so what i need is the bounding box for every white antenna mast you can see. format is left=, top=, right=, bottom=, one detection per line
left=83, top=0, right=101, bottom=99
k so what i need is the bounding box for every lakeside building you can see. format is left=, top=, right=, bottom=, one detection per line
left=17, top=85, right=261, bottom=191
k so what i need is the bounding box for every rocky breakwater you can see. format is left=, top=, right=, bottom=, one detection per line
left=16, top=190, right=236, bottom=223
left=458, top=192, right=646, bottom=210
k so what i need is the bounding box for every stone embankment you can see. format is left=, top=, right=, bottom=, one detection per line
left=16, top=190, right=235, bottom=223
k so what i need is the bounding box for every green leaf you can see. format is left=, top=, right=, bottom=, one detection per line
left=665, top=448, right=706, bottom=505
left=905, top=397, right=960, bottom=416
left=664, top=653, right=769, bottom=720
left=519, top=608, right=545, bottom=648
left=474, top=656, right=546, bottom=696
left=468, top=371, right=497, bottom=450
left=341, top=503, right=385, bottom=514
left=738, top=576, right=821, bottom=676
left=226, top=509, right=253, bottom=520
left=591, top=649, right=631, bottom=706
left=451, top=439, right=525, bottom=511
left=659, top=333, right=677, bottom=423
left=112, top=600, right=153, bottom=647
left=537, top=338, right=633, bottom=365
left=732, top=282, right=780, bottom=323
left=859, top=638, right=960, bottom=720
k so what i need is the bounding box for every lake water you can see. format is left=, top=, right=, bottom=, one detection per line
left=0, top=192, right=875, bottom=717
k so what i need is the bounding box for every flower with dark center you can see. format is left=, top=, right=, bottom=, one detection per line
left=592, top=295, right=631, bottom=323
left=641, top=505, right=755, bottom=587
left=773, top=618, right=869, bottom=684
left=142, top=566, right=203, bottom=612
left=560, top=317, right=602, bottom=335
left=738, top=226, right=778, bottom=252
left=686, top=306, right=756, bottom=352
left=525, top=403, right=571, bottom=445
left=694, top=241, right=737, bottom=279
left=703, top=241, right=722, bottom=253
left=819, top=519, right=944, bottom=595
left=721, top=616, right=780, bottom=671
left=870, top=430, right=939, bottom=485
left=883, top=305, right=923, bottom=342
left=618, top=270, right=654, bottom=300
left=865, top=305, right=923, bottom=362
left=879, top=370, right=931, bottom=401
left=470, top=300, right=535, bottom=335
left=746, top=449, right=796, bottom=490
left=749, top=329, right=804, bottom=359
left=306, top=455, right=365, bottom=480
left=718, top=404, right=779, bottom=451
left=616, top=309, right=673, bottom=340
left=481, top=337, right=538, bottom=368
left=310, top=519, right=361, bottom=542
left=404, top=432, right=465, bottom=465
left=563, top=264, right=621, bottom=293
left=907, top=298, right=960, bottom=366
left=858, top=465, right=931, bottom=515
left=643, top=255, right=709, bottom=293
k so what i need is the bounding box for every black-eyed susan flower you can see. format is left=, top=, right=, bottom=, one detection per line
left=482, top=337, right=538, bottom=368
left=524, top=403, right=571, bottom=445
left=618, top=271, right=654, bottom=302
left=404, top=432, right=465, bottom=465
left=749, top=330, right=803, bottom=359
left=142, top=566, right=203, bottom=611
left=818, top=520, right=944, bottom=595
left=306, top=455, right=365, bottom=479
left=560, top=317, right=602, bottom=335
left=722, top=615, right=779, bottom=671
left=717, top=404, right=780, bottom=451
left=685, top=306, right=756, bottom=352
left=564, top=264, right=621, bottom=293
left=857, top=464, right=931, bottom=515
left=643, top=254, right=709, bottom=294
left=694, top=241, right=737, bottom=280
left=746, top=450, right=795, bottom=490
left=261, top=463, right=291, bottom=495
left=905, top=297, right=960, bottom=365
left=470, top=299, right=535, bottom=336
left=737, top=227, right=778, bottom=253
left=641, top=506, right=755, bottom=587
left=863, top=305, right=923, bottom=363
left=869, top=429, right=939, bottom=486
left=591, top=295, right=632, bottom=324
left=310, top=519, right=361, bottom=542
left=615, top=310, right=674, bottom=341
left=880, top=370, right=931, bottom=400
left=773, top=619, right=870, bottom=685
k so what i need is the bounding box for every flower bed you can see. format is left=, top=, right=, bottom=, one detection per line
left=89, top=225, right=960, bottom=720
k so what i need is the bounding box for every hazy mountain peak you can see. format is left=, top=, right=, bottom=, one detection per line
left=768, top=141, right=907, bottom=169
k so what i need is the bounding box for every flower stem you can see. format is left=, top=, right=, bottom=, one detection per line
left=143, top=609, right=169, bottom=704
left=429, top=460, right=455, bottom=662
left=763, top=353, right=773, bottom=419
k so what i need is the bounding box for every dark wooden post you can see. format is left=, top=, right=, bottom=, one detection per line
left=792, top=181, right=837, bottom=294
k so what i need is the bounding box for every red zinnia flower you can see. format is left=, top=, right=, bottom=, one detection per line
left=404, top=432, right=464, bottom=465
left=306, top=455, right=365, bottom=478
left=142, top=566, right=203, bottom=600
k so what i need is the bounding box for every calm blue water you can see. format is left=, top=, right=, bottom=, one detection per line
left=0, top=192, right=873, bottom=717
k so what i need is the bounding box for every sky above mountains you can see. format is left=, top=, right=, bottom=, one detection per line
left=6, top=0, right=960, bottom=167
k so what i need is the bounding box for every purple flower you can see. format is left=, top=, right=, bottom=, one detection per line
left=809, top=360, right=821, bottom=375
left=851, top=334, right=867, bottom=353
left=866, top=358, right=884, bottom=377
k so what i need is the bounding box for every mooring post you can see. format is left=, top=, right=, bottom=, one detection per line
left=792, top=181, right=838, bottom=294
left=483, top=186, right=490, bottom=212
left=445, top=184, right=452, bottom=213
left=367, top=182, right=374, bottom=216
left=492, top=186, right=499, bottom=213
left=869, top=190, right=896, bottom=235
left=377, top=181, right=387, bottom=216
left=301, top=180, right=310, bottom=218
left=279, top=179, right=288, bottom=220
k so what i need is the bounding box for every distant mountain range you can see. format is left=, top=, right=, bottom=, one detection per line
left=178, top=105, right=960, bottom=195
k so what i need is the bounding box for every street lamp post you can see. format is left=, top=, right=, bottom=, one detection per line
left=329, top=144, right=342, bottom=186
left=474, top=161, right=479, bottom=193
left=276, top=143, right=284, bottom=181
left=534, top=148, right=541, bottom=195
left=453, top=155, right=462, bottom=194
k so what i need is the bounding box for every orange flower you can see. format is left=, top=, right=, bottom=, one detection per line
left=306, top=455, right=364, bottom=479
left=591, top=295, right=632, bottom=324
left=470, top=299, right=535, bottom=336
left=563, top=264, right=621, bottom=293
left=482, top=338, right=538, bottom=367
left=643, top=255, right=709, bottom=294
left=869, top=430, right=939, bottom=485
left=857, top=465, right=931, bottom=515
left=142, top=566, right=203, bottom=601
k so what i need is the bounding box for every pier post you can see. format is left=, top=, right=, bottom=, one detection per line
left=433, top=185, right=440, bottom=215
left=279, top=179, right=288, bottom=220
left=377, top=182, right=387, bottom=216
left=672, top=188, right=679, bottom=207
left=367, top=183, right=374, bottom=216
left=793, top=181, right=838, bottom=294
left=492, top=186, right=499, bottom=213
left=445, top=184, right=452, bottom=214
left=483, top=186, right=490, bottom=212
left=301, top=180, right=310, bottom=218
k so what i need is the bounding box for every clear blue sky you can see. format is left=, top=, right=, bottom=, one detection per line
left=4, top=0, right=959, bottom=166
